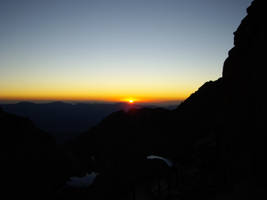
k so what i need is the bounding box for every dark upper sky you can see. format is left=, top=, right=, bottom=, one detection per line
left=0, top=0, right=253, bottom=102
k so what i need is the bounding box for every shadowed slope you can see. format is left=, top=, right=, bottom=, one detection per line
left=68, top=0, right=266, bottom=199
left=0, top=107, right=75, bottom=198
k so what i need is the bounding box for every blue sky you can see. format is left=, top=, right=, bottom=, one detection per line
left=0, top=0, right=253, bottom=102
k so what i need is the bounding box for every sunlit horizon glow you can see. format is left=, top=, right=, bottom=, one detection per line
left=0, top=90, right=188, bottom=103
left=129, top=100, right=134, bottom=104
left=0, top=0, right=252, bottom=103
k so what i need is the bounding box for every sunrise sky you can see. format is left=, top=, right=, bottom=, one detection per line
left=0, top=0, right=252, bottom=103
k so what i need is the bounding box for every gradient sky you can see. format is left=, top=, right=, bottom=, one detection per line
left=0, top=0, right=253, bottom=102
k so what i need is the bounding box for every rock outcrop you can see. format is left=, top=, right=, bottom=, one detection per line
left=219, top=0, right=267, bottom=197
left=172, top=0, right=267, bottom=197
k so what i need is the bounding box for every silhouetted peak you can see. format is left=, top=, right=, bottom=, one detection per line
left=188, top=78, right=223, bottom=96
left=217, top=0, right=267, bottom=195
left=176, top=78, right=223, bottom=113
left=246, top=0, right=264, bottom=15
left=222, top=0, right=266, bottom=90
left=234, top=0, right=265, bottom=48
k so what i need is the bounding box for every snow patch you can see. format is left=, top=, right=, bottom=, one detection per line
left=66, top=172, right=99, bottom=188
left=147, top=155, right=173, bottom=167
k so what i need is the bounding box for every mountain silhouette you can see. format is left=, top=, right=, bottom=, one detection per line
left=67, top=0, right=266, bottom=199
left=0, top=101, right=140, bottom=142
left=1, top=0, right=266, bottom=199
left=0, top=107, right=75, bottom=198
left=219, top=0, right=267, bottom=197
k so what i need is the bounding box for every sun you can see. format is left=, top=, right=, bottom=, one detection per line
left=121, top=97, right=138, bottom=104
left=129, top=99, right=134, bottom=104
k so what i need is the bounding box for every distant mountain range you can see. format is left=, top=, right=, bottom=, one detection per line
left=1, top=0, right=265, bottom=199
left=0, top=101, right=178, bottom=142
left=0, top=102, right=130, bottom=140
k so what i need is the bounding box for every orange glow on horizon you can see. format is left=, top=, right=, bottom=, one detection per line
left=0, top=79, right=197, bottom=103
left=0, top=94, right=186, bottom=103
left=0, top=85, right=193, bottom=103
left=121, top=97, right=139, bottom=104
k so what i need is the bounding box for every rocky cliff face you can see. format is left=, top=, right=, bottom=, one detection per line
left=219, top=0, right=267, bottom=197
left=175, top=0, right=267, bottom=196
left=223, top=0, right=266, bottom=84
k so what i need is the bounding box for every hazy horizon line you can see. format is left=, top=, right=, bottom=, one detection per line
left=0, top=99, right=182, bottom=106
